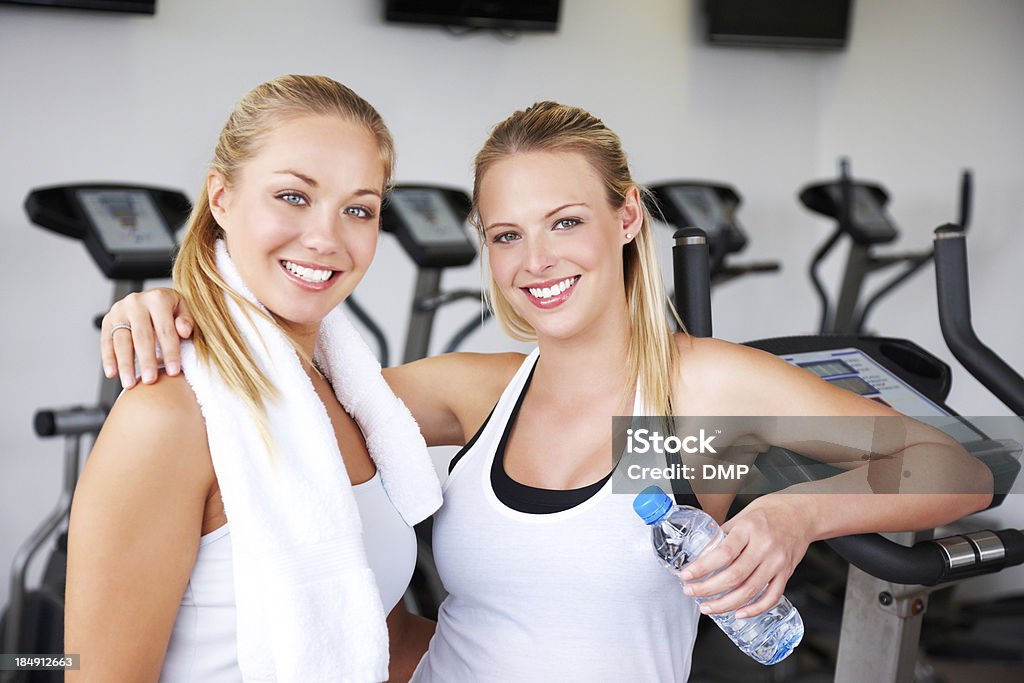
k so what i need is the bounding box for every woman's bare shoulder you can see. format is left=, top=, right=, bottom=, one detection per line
left=88, top=372, right=213, bottom=487
left=671, top=334, right=799, bottom=412
left=672, top=333, right=898, bottom=417
left=673, top=333, right=773, bottom=375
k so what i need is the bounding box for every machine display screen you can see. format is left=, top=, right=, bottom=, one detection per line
left=826, top=185, right=896, bottom=239
left=783, top=348, right=991, bottom=444
left=799, top=359, right=856, bottom=378
left=390, top=188, right=472, bottom=246
left=76, top=189, right=176, bottom=253
left=665, top=185, right=723, bottom=237
left=826, top=375, right=879, bottom=396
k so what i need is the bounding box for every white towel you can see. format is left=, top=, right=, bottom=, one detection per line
left=179, top=240, right=442, bottom=682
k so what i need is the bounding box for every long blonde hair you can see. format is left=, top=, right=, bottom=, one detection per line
left=172, top=75, right=395, bottom=449
left=472, top=101, right=681, bottom=418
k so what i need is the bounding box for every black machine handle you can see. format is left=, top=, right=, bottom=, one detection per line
left=933, top=224, right=1024, bottom=416
left=959, top=170, right=973, bottom=231
left=33, top=405, right=108, bottom=438
left=827, top=528, right=1024, bottom=586
left=672, top=227, right=712, bottom=338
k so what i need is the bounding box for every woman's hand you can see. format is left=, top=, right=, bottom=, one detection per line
left=100, top=288, right=192, bottom=388
left=679, top=496, right=812, bottom=618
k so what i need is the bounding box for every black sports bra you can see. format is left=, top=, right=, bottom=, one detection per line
left=449, top=363, right=702, bottom=514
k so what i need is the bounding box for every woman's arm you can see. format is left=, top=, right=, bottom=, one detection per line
left=384, top=601, right=435, bottom=683
left=673, top=337, right=993, bottom=617
left=383, top=352, right=523, bottom=447
left=66, top=375, right=214, bottom=681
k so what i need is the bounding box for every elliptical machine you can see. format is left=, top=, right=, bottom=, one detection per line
left=648, top=181, right=780, bottom=288
left=800, top=159, right=972, bottom=335
left=380, top=185, right=490, bottom=365
left=1, top=184, right=191, bottom=683
left=673, top=226, right=1023, bottom=682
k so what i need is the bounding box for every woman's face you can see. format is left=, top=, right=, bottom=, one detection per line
left=477, top=150, right=640, bottom=342
left=208, top=114, right=384, bottom=335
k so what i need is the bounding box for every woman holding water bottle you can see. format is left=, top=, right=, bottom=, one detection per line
left=101, top=100, right=993, bottom=680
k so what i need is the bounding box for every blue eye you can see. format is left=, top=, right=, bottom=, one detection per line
left=278, top=192, right=308, bottom=206
left=555, top=218, right=580, bottom=230
left=345, top=206, right=374, bottom=219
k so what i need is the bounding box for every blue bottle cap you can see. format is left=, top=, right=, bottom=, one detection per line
left=633, top=485, right=673, bottom=525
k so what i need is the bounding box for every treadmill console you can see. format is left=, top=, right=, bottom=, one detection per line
left=382, top=186, right=477, bottom=269
left=26, top=184, right=190, bottom=280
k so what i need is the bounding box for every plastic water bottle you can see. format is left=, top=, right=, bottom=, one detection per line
left=633, top=485, right=804, bottom=665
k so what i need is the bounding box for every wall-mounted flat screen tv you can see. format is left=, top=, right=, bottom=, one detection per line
left=385, top=0, right=560, bottom=32
left=0, top=0, right=155, bottom=14
left=705, top=0, right=852, bottom=50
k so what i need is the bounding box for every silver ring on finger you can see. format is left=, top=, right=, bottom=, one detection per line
left=111, top=321, right=132, bottom=337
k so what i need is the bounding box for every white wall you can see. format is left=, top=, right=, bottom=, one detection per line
left=2, top=0, right=1022, bottom=609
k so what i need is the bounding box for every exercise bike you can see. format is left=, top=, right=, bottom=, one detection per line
left=672, top=225, right=1023, bottom=682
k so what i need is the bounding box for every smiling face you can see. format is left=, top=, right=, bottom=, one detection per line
left=208, top=114, right=385, bottom=339
left=478, top=150, right=641, bottom=342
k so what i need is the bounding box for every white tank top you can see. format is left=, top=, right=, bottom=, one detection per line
left=412, top=349, right=700, bottom=682
left=159, top=470, right=415, bottom=683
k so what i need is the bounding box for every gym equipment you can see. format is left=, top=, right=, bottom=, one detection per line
left=933, top=224, right=1024, bottom=415
left=380, top=184, right=487, bottom=365
left=920, top=223, right=1024, bottom=668
left=799, top=159, right=972, bottom=335
left=648, top=181, right=780, bottom=288
left=2, top=184, right=190, bottom=683
left=673, top=227, right=1023, bottom=682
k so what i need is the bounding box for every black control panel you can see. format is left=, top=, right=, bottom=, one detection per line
left=381, top=185, right=477, bottom=269
left=26, top=184, right=190, bottom=280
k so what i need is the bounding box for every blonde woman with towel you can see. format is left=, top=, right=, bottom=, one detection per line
left=65, top=75, right=442, bottom=682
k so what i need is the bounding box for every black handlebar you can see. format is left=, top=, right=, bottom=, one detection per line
left=933, top=224, right=1024, bottom=416
left=827, top=528, right=1024, bottom=586
left=959, top=170, right=973, bottom=231
left=672, top=228, right=712, bottom=338
left=34, top=405, right=107, bottom=438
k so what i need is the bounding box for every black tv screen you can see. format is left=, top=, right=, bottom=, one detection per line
left=0, top=0, right=154, bottom=13
left=385, top=0, right=560, bottom=32
left=705, top=0, right=852, bottom=50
